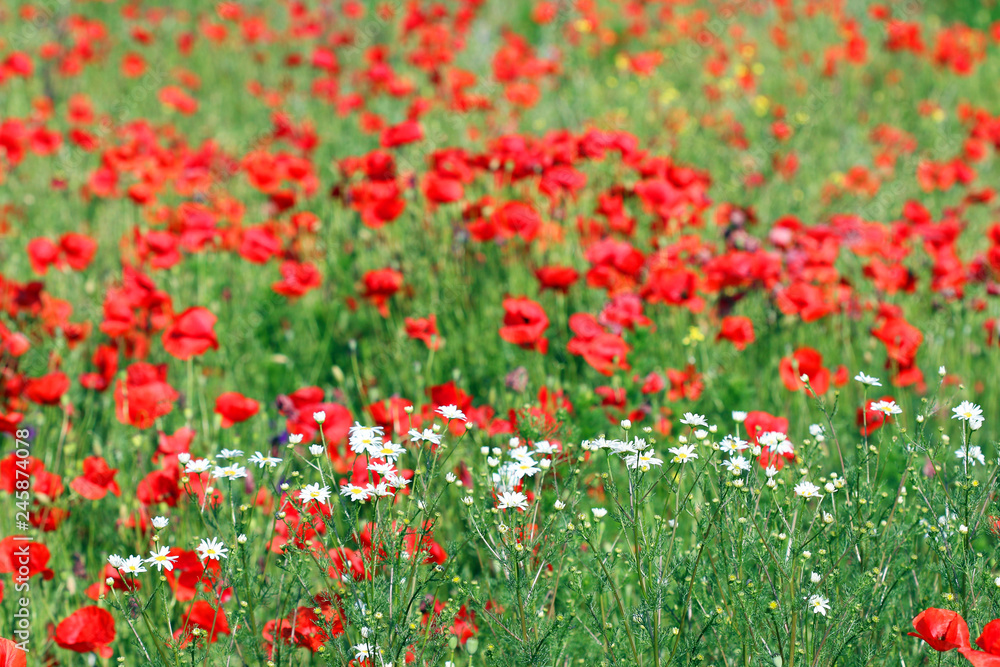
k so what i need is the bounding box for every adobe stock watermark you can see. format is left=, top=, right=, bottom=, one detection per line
left=11, top=427, right=35, bottom=655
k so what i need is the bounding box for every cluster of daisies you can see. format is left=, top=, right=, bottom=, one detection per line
left=860, top=372, right=988, bottom=463
left=180, top=445, right=284, bottom=479
left=486, top=437, right=560, bottom=511
left=299, top=405, right=466, bottom=505
left=106, top=515, right=231, bottom=579
left=102, top=406, right=476, bottom=582
left=581, top=412, right=792, bottom=490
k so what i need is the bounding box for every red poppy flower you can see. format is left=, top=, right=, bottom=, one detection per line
left=0, top=636, right=26, bottom=667
left=23, top=371, right=70, bottom=405
left=404, top=315, right=442, bottom=350
left=566, top=313, right=630, bottom=375
left=779, top=347, right=831, bottom=395
left=328, top=547, right=367, bottom=580
left=136, top=464, right=183, bottom=507
left=0, top=454, right=43, bottom=493
left=367, top=397, right=417, bottom=438
left=238, top=225, right=282, bottom=264
left=380, top=120, right=423, bottom=147
left=908, top=608, right=970, bottom=652
left=642, top=266, right=705, bottom=313
left=155, top=427, right=195, bottom=464
left=744, top=411, right=789, bottom=444
left=162, top=307, right=219, bottom=360
left=775, top=282, right=834, bottom=322
left=115, top=363, right=179, bottom=429
left=0, top=537, right=54, bottom=580
left=70, top=456, right=121, bottom=500
left=451, top=605, right=479, bottom=644
left=667, top=365, right=704, bottom=401
left=32, top=468, right=64, bottom=501
left=0, top=326, right=29, bottom=357
left=960, top=620, right=1000, bottom=666
left=54, top=607, right=116, bottom=658
left=640, top=372, right=665, bottom=394
left=281, top=388, right=352, bottom=446
left=585, top=239, right=645, bottom=294
left=535, top=266, right=579, bottom=293
left=423, top=173, right=464, bottom=204
left=214, top=392, right=260, bottom=428
left=164, top=549, right=209, bottom=601
left=492, top=201, right=541, bottom=242
left=872, top=312, right=925, bottom=389
left=79, top=344, right=118, bottom=392
left=428, top=381, right=473, bottom=414
left=26, top=238, right=61, bottom=274
left=176, top=601, right=230, bottom=645
left=499, top=297, right=549, bottom=354
left=159, top=85, right=198, bottom=114
left=361, top=268, right=403, bottom=317
left=59, top=233, right=97, bottom=270
left=717, top=316, right=755, bottom=350
left=263, top=599, right=343, bottom=654
left=272, top=260, right=321, bottom=298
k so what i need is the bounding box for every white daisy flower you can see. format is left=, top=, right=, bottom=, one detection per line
left=854, top=372, right=881, bottom=387
left=719, top=435, right=748, bottom=454
left=512, top=459, right=541, bottom=480
left=299, top=483, right=332, bottom=504
left=120, top=555, right=147, bottom=574
left=184, top=458, right=212, bottom=474
left=723, top=456, right=751, bottom=474
left=625, top=449, right=663, bottom=471
left=680, top=412, right=708, bottom=427
left=807, top=594, right=830, bottom=616
left=496, top=491, right=529, bottom=511
left=794, top=481, right=823, bottom=499
left=952, top=401, right=983, bottom=424
left=196, top=537, right=229, bottom=561
left=409, top=428, right=443, bottom=445
left=808, top=424, right=825, bottom=442
left=349, top=423, right=384, bottom=455
left=372, top=441, right=405, bottom=460
left=534, top=440, right=559, bottom=455
left=436, top=404, right=467, bottom=421
left=151, top=516, right=169, bottom=530
left=386, top=473, right=410, bottom=489
left=249, top=452, right=282, bottom=468
left=340, top=483, right=374, bottom=502
left=956, top=445, right=985, bottom=467
left=870, top=400, right=901, bottom=416
left=212, top=464, right=247, bottom=480
left=368, top=460, right=395, bottom=475
left=144, top=546, right=179, bottom=572
left=669, top=444, right=699, bottom=463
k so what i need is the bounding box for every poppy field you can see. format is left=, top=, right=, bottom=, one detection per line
left=4, top=0, right=1000, bottom=665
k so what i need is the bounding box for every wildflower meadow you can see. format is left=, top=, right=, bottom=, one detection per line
left=3, top=0, right=1000, bottom=665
